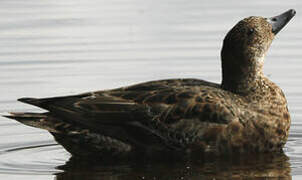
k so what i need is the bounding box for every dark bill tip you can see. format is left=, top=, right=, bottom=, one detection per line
left=267, top=9, right=296, bottom=35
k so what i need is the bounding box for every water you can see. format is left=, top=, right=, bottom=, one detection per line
left=0, top=0, right=301, bottom=179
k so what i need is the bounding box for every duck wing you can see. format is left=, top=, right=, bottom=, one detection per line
left=9, top=79, right=235, bottom=150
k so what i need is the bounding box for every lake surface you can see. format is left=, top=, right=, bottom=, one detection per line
left=0, top=0, right=301, bottom=179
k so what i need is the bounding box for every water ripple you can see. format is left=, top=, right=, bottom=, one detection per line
left=0, top=142, right=67, bottom=175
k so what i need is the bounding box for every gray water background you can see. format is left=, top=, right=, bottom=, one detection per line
left=0, top=0, right=301, bottom=179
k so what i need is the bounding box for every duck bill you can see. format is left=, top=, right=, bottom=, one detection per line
left=267, top=9, right=296, bottom=35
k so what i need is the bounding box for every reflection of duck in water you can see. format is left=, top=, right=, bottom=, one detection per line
left=56, top=153, right=291, bottom=179
left=4, top=9, right=295, bottom=159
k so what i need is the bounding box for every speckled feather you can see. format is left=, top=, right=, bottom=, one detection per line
left=4, top=11, right=294, bottom=158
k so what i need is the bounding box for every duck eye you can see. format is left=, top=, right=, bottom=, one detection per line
left=247, top=28, right=254, bottom=36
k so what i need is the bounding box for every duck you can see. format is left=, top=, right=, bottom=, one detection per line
left=3, top=9, right=296, bottom=159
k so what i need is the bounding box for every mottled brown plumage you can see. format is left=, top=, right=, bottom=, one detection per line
left=3, top=9, right=295, bottom=158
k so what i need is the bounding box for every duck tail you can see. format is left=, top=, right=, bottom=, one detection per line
left=3, top=112, right=45, bottom=122
left=2, top=112, right=57, bottom=132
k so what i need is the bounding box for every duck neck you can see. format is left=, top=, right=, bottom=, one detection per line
left=221, top=57, right=264, bottom=95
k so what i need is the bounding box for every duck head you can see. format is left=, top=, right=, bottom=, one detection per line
left=221, top=9, right=295, bottom=94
